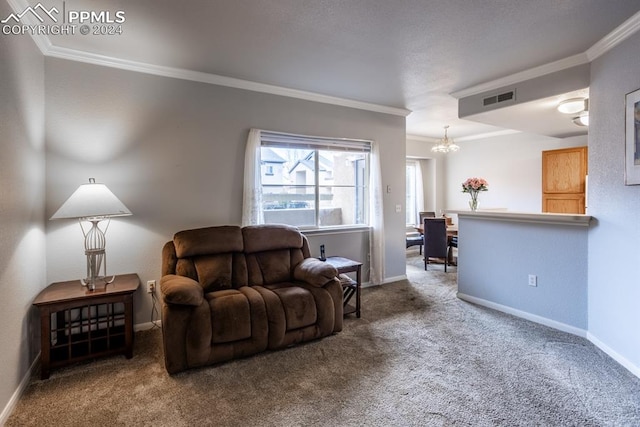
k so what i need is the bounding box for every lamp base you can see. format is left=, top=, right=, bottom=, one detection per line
left=81, top=275, right=115, bottom=291
left=82, top=243, right=113, bottom=291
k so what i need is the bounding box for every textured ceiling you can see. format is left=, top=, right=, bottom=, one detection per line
left=30, top=0, right=640, bottom=139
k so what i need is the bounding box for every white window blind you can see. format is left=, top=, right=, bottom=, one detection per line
left=260, top=131, right=372, bottom=153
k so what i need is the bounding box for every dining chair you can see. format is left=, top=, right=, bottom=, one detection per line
left=423, top=217, right=448, bottom=271
left=406, top=231, right=423, bottom=254
left=448, top=235, right=458, bottom=266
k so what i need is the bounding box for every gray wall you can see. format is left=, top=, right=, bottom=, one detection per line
left=305, top=229, right=370, bottom=283
left=588, top=30, right=640, bottom=373
left=457, top=217, right=588, bottom=332
left=0, top=7, right=46, bottom=421
left=44, top=58, right=407, bottom=326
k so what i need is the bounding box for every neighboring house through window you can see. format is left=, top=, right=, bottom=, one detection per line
left=261, top=148, right=285, bottom=179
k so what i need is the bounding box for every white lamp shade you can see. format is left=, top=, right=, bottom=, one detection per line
left=51, top=179, right=132, bottom=220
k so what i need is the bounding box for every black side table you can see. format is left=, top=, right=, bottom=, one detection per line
left=324, top=256, right=362, bottom=318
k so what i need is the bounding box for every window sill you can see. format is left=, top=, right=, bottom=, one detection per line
left=300, top=225, right=371, bottom=236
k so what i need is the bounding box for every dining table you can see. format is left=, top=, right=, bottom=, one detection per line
left=414, top=224, right=458, bottom=237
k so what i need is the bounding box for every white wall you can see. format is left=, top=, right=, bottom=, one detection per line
left=44, top=58, right=407, bottom=326
left=588, top=30, right=640, bottom=375
left=0, top=9, right=46, bottom=422
left=443, top=133, right=587, bottom=212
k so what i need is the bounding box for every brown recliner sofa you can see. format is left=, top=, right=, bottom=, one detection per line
left=160, top=224, right=343, bottom=374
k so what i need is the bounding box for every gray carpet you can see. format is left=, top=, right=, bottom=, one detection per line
left=7, top=252, right=640, bottom=426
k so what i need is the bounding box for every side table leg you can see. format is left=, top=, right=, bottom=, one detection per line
left=40, top=309, right=51, bottom=380
left=356, top=266, right=361, bottom=318
left=124, top=295, right=134, bottom=359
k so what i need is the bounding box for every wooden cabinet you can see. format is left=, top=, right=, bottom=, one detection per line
left=542, top=146, right=588, bottom=214
left=33, top=274, right=140, bottom=379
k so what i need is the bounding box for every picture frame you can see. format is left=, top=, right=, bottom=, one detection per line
left=625, top=87, right=640, bottom=185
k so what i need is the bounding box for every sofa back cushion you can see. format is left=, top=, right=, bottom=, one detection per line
left=174, top=226, right=243, bottom=257
left=242, top=224, right=308, bottom=286
left=172, top=226, right=248, bottom=292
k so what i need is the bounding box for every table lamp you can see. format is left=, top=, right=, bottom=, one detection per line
left=50, top=178, right=132, bottom=290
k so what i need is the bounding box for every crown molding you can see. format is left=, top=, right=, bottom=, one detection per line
left=5, top=0, right=409, bottom=117
left=45, top=45, right=410, bottom=117
left=586, top=10, right=640, bottom=61
left=450, top=53, right=589, bottom=99
left=6, top=0, right=52, bottom=55
left=8, top=0, right=638, bottom=118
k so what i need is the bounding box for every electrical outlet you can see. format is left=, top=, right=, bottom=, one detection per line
left=147, top=280, right=156, bottom=293
left=528, top=274, right=537, bottom=287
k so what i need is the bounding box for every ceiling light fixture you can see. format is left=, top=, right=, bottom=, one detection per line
left=431, top=125, right=460, bottom=153
left=558, top=97, right=589, bottom=127
left=573, top=112, right=589, bottom=127
left=557, top=97, right=587, bottom=114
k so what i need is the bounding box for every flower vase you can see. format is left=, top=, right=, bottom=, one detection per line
left=469, top=192, right=479, bottom=212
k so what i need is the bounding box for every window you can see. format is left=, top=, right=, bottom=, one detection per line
left=406, top=162, right=417, bottom=225
left=259, top=132, right=370, bottom=228
left=405, top=160, right=424, bottom=225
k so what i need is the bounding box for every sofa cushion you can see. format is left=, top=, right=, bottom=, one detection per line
left=206, top=289, right=253, bottom=344
left=174, top=226, right=243, bottom=258
left=176, top=258, right=198, bottom=281
left=264, top=283, right=318, bottom=330
left=257, top=249, right=293, bottom=284
left=293, top=258, right=338, bottom=287
left=161, top=274, right=204, bottom=306
left=242, top=224, right=303, bottom=254
left=194, top=253, right=234, bottom=292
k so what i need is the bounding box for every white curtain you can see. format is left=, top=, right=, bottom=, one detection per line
left=415, top=160, right=424, bottom=224
left=242, top=129, right=264, bottom=226
left=369, top=141, right=385, bottom=285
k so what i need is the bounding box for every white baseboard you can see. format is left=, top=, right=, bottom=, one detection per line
left=134, top=320, right=162, bottom=332
left=359, top=274, right=407, bottom=288
left=456, top=292, right=588, bottom=338
left=587, top=332, right=640, bottom=379
left=0, top=352, right=40, bottom=425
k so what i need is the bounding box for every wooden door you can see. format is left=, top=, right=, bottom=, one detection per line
left=542, top=146, right=588, bottom=214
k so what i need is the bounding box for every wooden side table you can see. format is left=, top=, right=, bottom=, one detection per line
left=324, top=256, right=362, bottom=318
left=33, top=273, right=140, bottom=379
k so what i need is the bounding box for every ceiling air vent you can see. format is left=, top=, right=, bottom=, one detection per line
left=497, top=91, right=514, bottom=102
left=483, top=96, right=497, bottom=106
left=482, top=89, right=516, bottom=107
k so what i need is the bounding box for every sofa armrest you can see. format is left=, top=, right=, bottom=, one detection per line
left=293, top=258, right=338, bottom=287
left=161, top=274, right=204, bottom=306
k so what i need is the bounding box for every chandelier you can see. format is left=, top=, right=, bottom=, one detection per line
left=431, top=125, right=460, bottom=153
